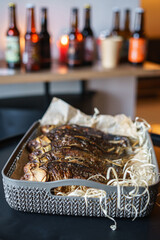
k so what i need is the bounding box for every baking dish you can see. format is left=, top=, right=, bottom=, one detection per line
left=2, top=121, right=160, bottom=218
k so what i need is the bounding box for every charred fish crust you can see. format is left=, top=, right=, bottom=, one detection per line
left=47, top=161, right=99, bottom=182
left=23, top=124, right=133, bottom=189
left=45, top=125, right=131, bottom=154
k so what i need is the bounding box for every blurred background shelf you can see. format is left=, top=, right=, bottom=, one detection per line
left=0, top=61, right=160, bottom=84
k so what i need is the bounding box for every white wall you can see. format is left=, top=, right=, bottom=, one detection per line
left=0, top=0, right=139, bottom=99
left=87, top=76, right=137, bottom=119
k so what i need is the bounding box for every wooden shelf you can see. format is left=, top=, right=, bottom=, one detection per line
left=0, top=60, right=160, bottom=85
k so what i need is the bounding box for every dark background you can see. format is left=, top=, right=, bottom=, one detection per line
left=0, top=91, right=95, bottom=140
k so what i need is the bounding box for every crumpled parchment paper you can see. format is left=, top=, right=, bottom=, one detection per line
left=41, top=97, right=138, bottom=139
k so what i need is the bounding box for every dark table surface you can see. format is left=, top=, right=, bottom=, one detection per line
left=0, top=136, right=160, bottom=240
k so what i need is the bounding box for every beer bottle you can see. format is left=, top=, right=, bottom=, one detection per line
left=23, top=4, right=40, bottom=71
left=67, top=8, right=83, bottom=67
left=128, top=8, right=146, bottom=65
left=82, top=5, right=95, bottom=65
left=39, top=8, right=51, bottom=69
left=120, top=9, right=131, bottom=62
left=111, top=8, right=121, bottom=37
left=6, top=3, right=20, bottom=69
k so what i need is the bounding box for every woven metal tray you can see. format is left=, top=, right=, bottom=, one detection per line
left=1, top=121, right=160, bottom=218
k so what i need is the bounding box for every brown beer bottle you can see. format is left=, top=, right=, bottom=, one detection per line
left=82, top=5, right=95, bottom=65
left=67, top=8, right=83, bottom=67
left=23, top=4, right=40, bottom=71
left=6, top=3, right=20, bottom=69
left=128, top=8, right=146, bottom=65
left=120, top=9, right=131, bottom=62
left=111, top=8, right=121, bottom=37
left=39, top=8, right=51, bottom=69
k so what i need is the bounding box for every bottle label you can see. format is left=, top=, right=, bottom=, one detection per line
left=5, top=36, right=20, bottom=63
left=68, top=40, right=83, bottom=65
left=84, top=37, right=95, bottom=62
left=23, top=40, right=40, bottom=65
left=128, top=38, right=146, bottom=63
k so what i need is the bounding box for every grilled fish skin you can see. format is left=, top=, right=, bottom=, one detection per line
left=22, top=124, right=132, bottom=190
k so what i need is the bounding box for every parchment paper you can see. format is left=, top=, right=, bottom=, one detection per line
left=41, top=97, right=138, bottom=138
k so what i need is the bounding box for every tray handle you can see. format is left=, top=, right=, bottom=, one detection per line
left=46, top=179, right=112, bottom=196
left=45, top=179, right=146, bottom=196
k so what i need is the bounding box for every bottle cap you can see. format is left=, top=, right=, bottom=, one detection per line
left=112, top=7, right=120, bottom=13
left=135, top=7, right=144, bottom=13
left=84, top=5, right=91, bottom=9
left=26, top=3, right=35, bottom=9
left=41, top=7, right=47, bottom=11
left=8, top=2, right=15, bottom=7
left=72, top=8, right=78, bottom=13
left=125, top=8, right=130, bottom=13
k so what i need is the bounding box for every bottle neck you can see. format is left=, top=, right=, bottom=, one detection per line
left=124, top=11, right=130, bottom=31
left=134, top=12, right=144, bottom=33
left=26, top=8, right=36, bottom=33
left=41, top=9, right=48, bottom=32
left=84, top=8, right=91, bottom=28
left=9, top=6, right=16, bottom=28
left=71, top=10, right=78, bottom=32
left=112, top=11, right=120, bottom=32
